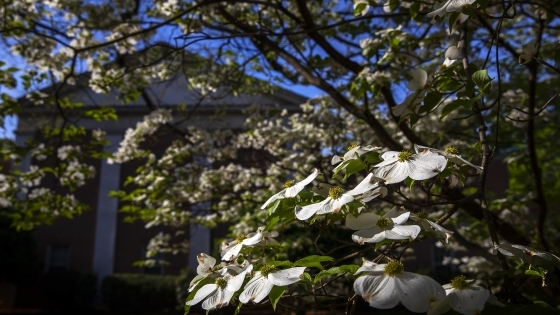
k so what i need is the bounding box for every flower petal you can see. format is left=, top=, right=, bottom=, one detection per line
left=261, top=190, right=286, bottom=210
left=285, top=169, right=319, bottom=198
left=407, top=155, right=447, bottom=181
left=186, top=283, right=218, bottom=306
left=352, top=228, right=386, bottom=244
left=269, top=267, right=307, bottom=286
left=242, top=232, right=263, bottom=246
left=316, top=195, right=354, bottom=214
left=346, top=212, right=380, bottom=230
left=355, top=261, right=386, bottom=274
left=407, top=69, right=428, bottom=91
left=295, top=198, right=330, bottom=220
left=445, top=46, right=460, bottom=59
left=394, top=272, right=446, bottom=313
left=221, top=243, right=243, bottom=261
left=240, top=273, right=273, bottom=304
left=388, top=225, right=421, bottom=240
left=197, top=253, right=217, bottom=276
left=201, top=289, right=225, bottom=310
left=374, top=160, right=410, bottom=184
left=355, top=275, right=399, bottom=309
left=449, top=287, right=489, bottom=314
left=345, top=173, right=379, bottom=196
left=427, top=295, right=452, bottom=315
left=389, top=211, right=410, bottom=225
left=226, top=270, right=250, bottom=292
left=331, top=155, right=342, bottom=165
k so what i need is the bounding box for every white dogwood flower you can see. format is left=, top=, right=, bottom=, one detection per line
left=428, top=275, right=504, bottom=315
left=186, top=265, right=252, bottom=311
left=519, top=42, right=538, bottom=64
left=189, top=253, right=249, bottom=291
left=354, top=259, right=445, bottom=312
left=221, top=227, right=278, bottom=261
left=261, top=169, right=319, bottom=209
left=331, top=144, right=380, bottom=174
left=373, top=149, right=447, bottom=184
left=443, top=45, right=461, bottom=67
left=347, top=207, right=421, bottom=244
left=407, top=69, right=428, bottom=91
left=239, top=265, right=306, bottom=304
left=427, top=0, right=475, bottom=20
left=296, top=173, right=384, bottom=220
left=414, top=144, right=482, bottom=173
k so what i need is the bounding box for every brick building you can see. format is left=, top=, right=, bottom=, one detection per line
left=11, top=72, right=306, bottom=308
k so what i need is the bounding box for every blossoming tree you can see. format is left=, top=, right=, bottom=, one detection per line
left=1, top=0, right=560, bottom=313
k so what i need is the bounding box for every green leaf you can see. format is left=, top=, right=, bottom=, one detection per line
left=440, top=100, right=463, bottom=120
left=332, top=160, right=351, bottom=178
left=409, top=1, right=420, bottom=18
left=266, top=199, right=281, bottom=217
left=404, top=177, right=415, bottom=191
left=343, top=159, right=365, bottom=180
left=472, top=69, right=493, bottom=89
left=525, top=270, right=541, bottom=276
left=374, top=238, right=395, bottom=250
left=268, top=260, right=293, bottom=268
left=265, top=216, right=280, bottom=231
left=234, top=302, right=243, bottom=315
left=294, top=255, right=334, bottom=270
left=422, top=91, right=442, bottom=113
left=302, top=272, right=313, bottom=283
left=477, top=0, right=490, bottom=10
left=353, top=3, right=367, bottom=16
left=313, top=265, right=359, bottom=284
left=389, top=0, right=399, bottom=12
left=363, top=151, right=382, bottom=165
left=268, top=285, right=286, bottom=311
left=438, top=79, right=464, bottom=91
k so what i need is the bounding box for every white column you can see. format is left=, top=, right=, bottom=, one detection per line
left=92, top=134, right=123, bottom=285
left=188, top=155, right=212, bottom=269
left=188, top=202, right=212, bottom=268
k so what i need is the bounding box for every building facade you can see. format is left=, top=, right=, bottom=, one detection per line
left=12, top=73, right=306, bottom=308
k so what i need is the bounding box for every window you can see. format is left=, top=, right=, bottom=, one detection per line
left=432, top=242, right=454, bottom=272
left=140, top=247, right=164, bottom=275
left=46, top=245, right=70, bottom=272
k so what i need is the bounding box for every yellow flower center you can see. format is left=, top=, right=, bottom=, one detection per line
left=215, top=277, right=227, bottom=289
left=444, top=146, right=459, bottom=155
left=260, top=264, right=277, bottom=277
left=376, top=218, right=391, bottom=229
left=236, top=235, right=247, bottom=243
left=451, top=275, right=469, bottom=290
left=384, top=261, right=404, bottom=277
left=417, top=211, right=428, bottom=219
left=347, top=143, right=359, bottom=151
left=212, top=264, right=224, bottom=272
left=284, top=180, right=296, bottom=188
left=397, top=150, right=413, bottom=162
left=328, top=186, right=344, bottom=199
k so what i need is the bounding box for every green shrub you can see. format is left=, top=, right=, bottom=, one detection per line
left=43, top=269, right=96, bottom=311
left=175, top=268, right=195, bottom=307
left=101, top=273, right=179, bottom=312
